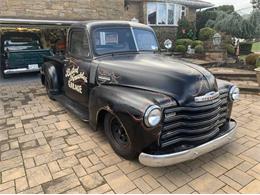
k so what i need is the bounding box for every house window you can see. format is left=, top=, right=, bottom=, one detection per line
left=147, top=2, right=186, bottom=26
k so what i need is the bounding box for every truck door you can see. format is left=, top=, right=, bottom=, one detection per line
left=64, top=28, right=91, bottom=107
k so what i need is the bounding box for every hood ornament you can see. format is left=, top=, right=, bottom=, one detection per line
left=195, top=91, right=220, bottom=102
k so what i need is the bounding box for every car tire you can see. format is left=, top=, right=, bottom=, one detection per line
left=104, top=112, right=139, bottom=160
left=45, top=76, right=56, bottom=101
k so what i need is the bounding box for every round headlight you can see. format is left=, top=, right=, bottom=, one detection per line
left=229, top=86, right=240, bottom=101
left=144, top=105, right=162, bottom=128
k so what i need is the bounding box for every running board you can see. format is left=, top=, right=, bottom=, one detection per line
left=55, top=95, right=89, bottom=122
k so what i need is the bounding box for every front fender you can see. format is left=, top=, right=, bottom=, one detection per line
left=89, top=85, right=173, bottom=152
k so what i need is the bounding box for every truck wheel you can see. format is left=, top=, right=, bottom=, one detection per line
left=45, top=78, right=55, bottom=101
left=104, top=113, right=138, bottom=160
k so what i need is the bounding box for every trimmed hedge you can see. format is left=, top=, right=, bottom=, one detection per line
left=175, top=39, right=193, bottom=49
left=199, top=27, right=216, bottom=41
left=175, top=45, right=186, bottom=53
left=245, top=53, right=260, bottom=65
left=194, top=45, right=205, bottom=54
left=192, top=40, right=204, bottom=48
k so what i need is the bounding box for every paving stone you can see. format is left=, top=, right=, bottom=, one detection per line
left=213, top=153, right=243, bottom=170
left=149, top=186, right=169, bottom=194
left=26, top=164, right=52, bottom=187
left=55, top=121, right=71, bottom=130
left=189, top=173, right=225, bottom=193
left=24, top=158, right=35, bottom=169
left=157, top=176, right=177, bottom=192
left=172, top=185, right=194, bottom=194
left=79, top=140, right=98, bottom=151
left=142, top=174, right=160, bottom=190
left=104, top=170, right=136, bottom=193
left=64, top=185, right=86, bottom=194
left=65, top=135, right=85, bottom=145
left=0, top=181, right=14, bottom=192
left=117, top=161, right=143, bottom=174
left=34, top=150, right=65, bottom=166
left=219, top=175, right=242, bottom=191
left=73, top=165, right=87, bottom=177
left=80, top=172, right=105, bottom=190
left=87, top=184, right=111, bottom=194
left=58, top=155, right=79, bottom=169
left=52, top=168, right=74, bottom=179
left=202, top=161, right=227, bottom=177
left=42, top=174, right=80, bottom=194
left=134, top=177, right=153, bottom=193
left=225, top=168, right=254, bottom=186
left=79, top=157, right=93, bottom=169
left=240, top=180, right=260, bottom=193
left=15, top=177, right=29, bottom=193
left=48, top=161, right=61, bottom=174
left=222, top=185, right=239, bottom=194
left=22, top=144, right=51, bottom=158
left=100, top=153, right=122, bottom=166
left=100, top=165, right=119, bottom=176
left=0, top=187, right=15, bottom=193
left=85, top=163, right=106, bottom=174
left=19, top=185, right=43, bottom=194
left=2, top=166, right=25, bottom=183
left=166, top=169, right=192, bottom=187
left=242, top=145, right=260, bottom=162
left=1, top=149, right=21, bottom=160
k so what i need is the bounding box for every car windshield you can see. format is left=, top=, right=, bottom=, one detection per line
left=93, top=27, right=158, bottom=55
left=4, top=37, right=41, bottom=51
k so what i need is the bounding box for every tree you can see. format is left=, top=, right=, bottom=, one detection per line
left=251, top=0, right=260, bottom=9
left=217, top=5, right=235, bottom=13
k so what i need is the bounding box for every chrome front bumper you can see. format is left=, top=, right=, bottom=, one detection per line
left=4, top=68, right=40, bottom=75
left=139, top=121, right=237, bottom=167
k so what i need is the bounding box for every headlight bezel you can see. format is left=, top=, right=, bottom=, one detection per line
left=144, top=105, right=162, bottom=128
left=229, top=86, right=240, bottom=101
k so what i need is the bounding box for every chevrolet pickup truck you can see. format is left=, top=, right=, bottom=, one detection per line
left=0, top=32, right=53, bottom=78
left=41, top=21, right=239, bottom=167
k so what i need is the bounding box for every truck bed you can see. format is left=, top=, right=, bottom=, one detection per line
left=7, top=49, right=52, bottom=69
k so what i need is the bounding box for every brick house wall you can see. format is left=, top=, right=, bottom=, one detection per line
left=0, top=0, right=125, bottom=20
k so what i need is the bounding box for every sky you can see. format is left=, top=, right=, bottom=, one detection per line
left=207, top=0, right=252, bottom=13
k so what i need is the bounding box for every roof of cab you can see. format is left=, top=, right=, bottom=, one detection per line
left=71, top=20, right=153, bottom=30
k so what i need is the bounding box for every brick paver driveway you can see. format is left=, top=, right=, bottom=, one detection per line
left=0, top=77, right=260, bottom=194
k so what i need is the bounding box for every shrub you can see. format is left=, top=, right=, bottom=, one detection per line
left=175, top=39, right=193, bottom=49
left=195, top=45, right=205, bottom=54
left=199, top=27, right=216, bottom=41
left=192, top=40, right=204, bottom=48
left=177, top=18, right=196, bottom=39
left=240, top=42, right=253, bottom=55
left=256, top=57, right=260, bottom=68
left=175, top=45, right=187, bottom=53
left=245, top=53, right=260, bottom=65
left=225, top=44, right=235, bottom=55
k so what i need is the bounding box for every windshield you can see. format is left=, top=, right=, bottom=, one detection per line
left=4, top=37, right=41, bottom=51
left=93, top=27, right=158, bottom=55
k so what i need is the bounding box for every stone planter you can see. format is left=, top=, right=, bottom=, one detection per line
left=255, top=68, right=260, bottom=87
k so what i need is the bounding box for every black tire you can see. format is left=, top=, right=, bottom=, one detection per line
left=45, top=76, right=56, bottom=101
left=104, top=113, right=138, bottom=160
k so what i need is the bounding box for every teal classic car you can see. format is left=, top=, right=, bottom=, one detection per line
left=0, top=32, right=53, bottom=78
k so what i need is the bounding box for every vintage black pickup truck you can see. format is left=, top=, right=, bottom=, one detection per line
left=0, top=31, right=53, bottom=78
left=41, top=21, right=239, bottom=167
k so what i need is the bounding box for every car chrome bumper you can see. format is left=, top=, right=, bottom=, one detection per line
left=4, top=68, right=40, bottom=75
left=139, top=120, right=237, bottom=167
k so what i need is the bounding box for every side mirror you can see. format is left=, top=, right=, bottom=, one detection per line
left=164, top=39, right=173, bottom=50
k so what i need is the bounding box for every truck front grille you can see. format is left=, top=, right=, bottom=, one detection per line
left=160, top=89, right=229, bottom=148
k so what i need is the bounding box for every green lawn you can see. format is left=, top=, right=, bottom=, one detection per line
left=252, top=42, right=260, bottom=52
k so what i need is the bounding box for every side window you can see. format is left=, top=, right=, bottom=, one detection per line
left=70, top=30, right=90, bottom=58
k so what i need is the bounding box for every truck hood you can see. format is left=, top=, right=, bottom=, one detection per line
left=96, top=54, right=218, bottom=105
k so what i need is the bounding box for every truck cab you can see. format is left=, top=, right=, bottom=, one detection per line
left=41, top=21, right=239, bottom=167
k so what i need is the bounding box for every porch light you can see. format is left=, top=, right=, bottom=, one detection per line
left=213, top=33, right=222, bottom=47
